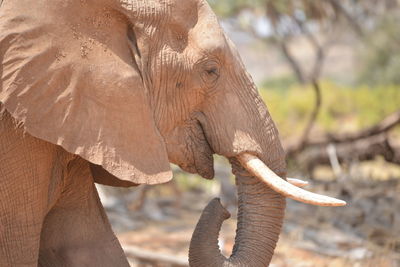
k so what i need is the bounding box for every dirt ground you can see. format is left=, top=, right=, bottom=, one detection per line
left=100, top=172, right=400, bottom=267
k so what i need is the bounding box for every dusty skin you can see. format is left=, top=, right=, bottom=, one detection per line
left=0, top=0, right=344, bottom=266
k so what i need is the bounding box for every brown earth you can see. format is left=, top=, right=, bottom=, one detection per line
left=100, top=173, right=400, bottom=267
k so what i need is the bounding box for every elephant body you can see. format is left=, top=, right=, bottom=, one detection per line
left=0, top=0, right=343, bottom=265
left=0, top=110, right=130, bottom=267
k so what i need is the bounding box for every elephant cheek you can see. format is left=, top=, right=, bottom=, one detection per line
left=164, top=122, right=214, bottom=179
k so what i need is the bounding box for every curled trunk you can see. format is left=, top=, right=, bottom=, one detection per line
left=189, top=160, right=285, bottom=267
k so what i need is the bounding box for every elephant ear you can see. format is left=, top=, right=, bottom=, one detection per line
left=0, top=1, right=172, bottom=185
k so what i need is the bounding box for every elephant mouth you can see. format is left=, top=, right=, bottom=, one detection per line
left=185, top=117, right=215, bottom=179
left=166, top=113, right=215, bottom=180
left=193, top=111, right=346, bottom=206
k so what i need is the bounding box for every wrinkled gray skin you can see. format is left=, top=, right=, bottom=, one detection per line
left=0, top=0, right=286, bottom=266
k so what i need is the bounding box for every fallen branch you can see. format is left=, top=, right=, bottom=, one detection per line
left=123, top=245, right=189, bottom=267
left=310, top=110, right=400, bottom=146
left=300, top=134, right=400, bottom=172
left=286, top=109, right=400, bottom=156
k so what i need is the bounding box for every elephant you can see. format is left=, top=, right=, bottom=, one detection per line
left=0, top=0, right=345, bottom=266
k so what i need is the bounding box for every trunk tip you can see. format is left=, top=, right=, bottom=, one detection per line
left=208, top=198, right=231, bottom=220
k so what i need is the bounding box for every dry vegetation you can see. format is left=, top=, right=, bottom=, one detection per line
left=99, top=0, right=400, bottom=266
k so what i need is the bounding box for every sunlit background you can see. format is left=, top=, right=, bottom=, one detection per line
left=98, top=1, right=400, bottom=266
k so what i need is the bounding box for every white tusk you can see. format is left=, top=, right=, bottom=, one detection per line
left=237, top=153, right=346, bottom=207
left=287, top=178, right=309, bottom=188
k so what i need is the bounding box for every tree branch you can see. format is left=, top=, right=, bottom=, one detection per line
left=288, top=81, right=322, bottom=156
left=293, top=17, right=331, bottom=81
left=326, top=0, right=364, bottom=37
left=309, top=110, right=400, bottom=147
left=277, top=38, right=307, bottom=84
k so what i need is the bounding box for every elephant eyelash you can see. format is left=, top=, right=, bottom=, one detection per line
left=202, top=67, right=220, bottom=86
left=206, top=68, right=218, bottom=75
left=197, top=59, right=220, bottom=87
left=205, top=65, right=220, bottom=79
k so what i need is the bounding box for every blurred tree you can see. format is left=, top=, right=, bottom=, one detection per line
left=208, top=0, right=264, bottom=17
left=207, top=0, right=400, bottom=174
left=358, top=13, right=400, bottom=85
left=208, top=1, right=339, bottom=155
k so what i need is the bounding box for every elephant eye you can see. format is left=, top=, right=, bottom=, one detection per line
left=201, top=64, right=220, bottom=86
left=206, top=67, right=219, bottom=76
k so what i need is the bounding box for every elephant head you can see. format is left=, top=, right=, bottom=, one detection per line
left=0, top=0, right=345, bottom=266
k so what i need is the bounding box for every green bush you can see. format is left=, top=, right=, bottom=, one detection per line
left=259, top=80, right=400, bottom=138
